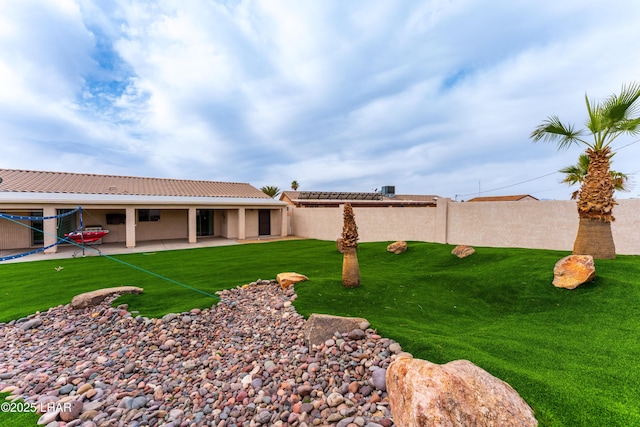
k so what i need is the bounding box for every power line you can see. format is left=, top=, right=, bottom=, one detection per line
left=457, top=171, right=559, bottom=198
left=456, top=137, right=640, bottom=199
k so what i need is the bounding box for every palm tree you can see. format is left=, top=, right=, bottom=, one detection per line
left=341, top=203, right=360, bottom=288
left=531, top=82, right=640, bottom=259
left=260, top=185, right=281, bottom=198
left=559, top=153, right=630, bottom=200
left=291, top=180, right=299, bottom=191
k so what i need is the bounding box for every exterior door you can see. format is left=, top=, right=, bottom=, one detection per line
left=31, top=211, right=44, bottom=245
left=197, top=209, right=214, bottom=236
left=258, top=210, right=271, bottom=236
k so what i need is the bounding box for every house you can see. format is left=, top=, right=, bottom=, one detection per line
left=0, top=169, right=287, bottom=253
left=465, top=195, right=539, bottom=202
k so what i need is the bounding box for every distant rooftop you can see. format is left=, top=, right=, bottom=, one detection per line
left=466, top=195, right=539, bottom=202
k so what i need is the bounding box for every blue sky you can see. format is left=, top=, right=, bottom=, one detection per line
left=1, top=0, right=640, bottom=200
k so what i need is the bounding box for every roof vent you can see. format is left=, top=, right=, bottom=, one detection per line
left=108, top=186, right=117, bottom=193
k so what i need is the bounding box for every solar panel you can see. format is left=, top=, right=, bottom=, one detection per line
left=297, top=191, right=383, bottom=200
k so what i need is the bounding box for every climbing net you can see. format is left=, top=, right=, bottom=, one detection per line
left=0, top=206, right=219, bottom=299
left=0, top=207, right=83, bottom=262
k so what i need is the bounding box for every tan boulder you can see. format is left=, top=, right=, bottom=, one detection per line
left=71, top=286, right=143, bottom=309
left=387, top=357, right=538, bottom=427
left=387, top=241, right=408, bottom=254
left=304, top=313, right=370, bottom=348
left=276, top=272, right=308, bottom=290
left=552, top=255, right=595, bottom=289
left=452, top=245, right=475, bottom=258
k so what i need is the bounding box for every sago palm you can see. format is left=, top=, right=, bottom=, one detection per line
left=341, top=203, right=360, bottom=288
left=559, top=153, right=630, bottom=200
left=531, top=82, right=640, bottom=259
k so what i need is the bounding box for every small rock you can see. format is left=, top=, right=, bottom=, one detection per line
left=386, top=241, right=407, bottom=254
left=20, top=318, right=43, bottom=330
left=371, top=368, right=387, bottom=391
left=327, top=392, right=344, bottom=407
left=276, top=272, right=308, bottom=290
left=59, top=400, right=83, bottom=422
left=348, top=329, right=366, bottom=341
left=452, top=245, right=475, bottom=258
left=254, top=410, right=273, bottom=424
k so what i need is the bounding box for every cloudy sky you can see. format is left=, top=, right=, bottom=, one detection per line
left=1, top=0, right=639, bottom=200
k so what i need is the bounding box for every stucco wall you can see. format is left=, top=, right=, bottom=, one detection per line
left=291, top=206, right=437, bottom=242
left=245, top=209, right=259, bottom=238
left=270, top=209, right=283, bottom=237
left=290, top=199, right=640, bottom=255
left=612, top=199, right=640, bottom=255
left=446, top=200, right=578, bottom=251
left=136, top=209, right=188, bottom=241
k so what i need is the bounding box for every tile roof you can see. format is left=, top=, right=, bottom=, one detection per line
left=0, top=169, right=270, bottom=199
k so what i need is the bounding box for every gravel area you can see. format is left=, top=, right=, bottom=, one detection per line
left=0, top=280, right=407, bottom=427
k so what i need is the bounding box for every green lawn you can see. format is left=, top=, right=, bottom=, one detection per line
left=1, top=239, right=639, bottom=426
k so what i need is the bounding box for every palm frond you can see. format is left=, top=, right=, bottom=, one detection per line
left=585, top=94, right=603, bottom=134
left=603, top=82, right=640, bottom=122
left=530, top=116, right=585, bottom=149
left=559, top=152, right=631, bottom=192
left=611, top=171, right=631, bottom=192
left=612, top=117, right=640, bottom=135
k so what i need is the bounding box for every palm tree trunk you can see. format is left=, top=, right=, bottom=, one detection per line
left=342, top=247, right=361, bottom=288
left=573, top=217, right=616, bottom=259
left=573, top=147, right=616, bottom=259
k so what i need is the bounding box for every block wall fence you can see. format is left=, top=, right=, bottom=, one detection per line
left=289, top=198, right=640, bottom=255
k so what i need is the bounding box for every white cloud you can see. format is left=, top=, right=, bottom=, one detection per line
left=1, top=0, right=640, bottom=198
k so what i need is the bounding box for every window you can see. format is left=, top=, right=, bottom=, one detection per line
left=57, top=209, right=77, bottom=239
left=106, top=213, right=126, bottom=225
left=138, top=209, right=161, bottom=222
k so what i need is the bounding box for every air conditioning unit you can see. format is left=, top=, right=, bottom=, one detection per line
left=381, top=186, right=395, bottom=197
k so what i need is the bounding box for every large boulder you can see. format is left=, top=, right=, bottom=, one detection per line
left=304, top=313, right=369, bottom=348
left=71, top=286, right=144, bottom=309
left=276, top=272, right=308, bottom=290
left=387, top=241, right=408, bottom=254
left=452, top=245, right=475, bottom=258
left=552, top=255, right=595, bottom=289
left=387, top=357, right=538, bottom=427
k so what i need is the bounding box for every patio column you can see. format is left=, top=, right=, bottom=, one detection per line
left=188, top=208, right=197, bottom=243
left=126, top=207, right=136, bottom=248
left=43, top=207, right=58, bottom=254
left=238, top=208, right=246, bottom=240
left=280, top=207, right=288, bottom=237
